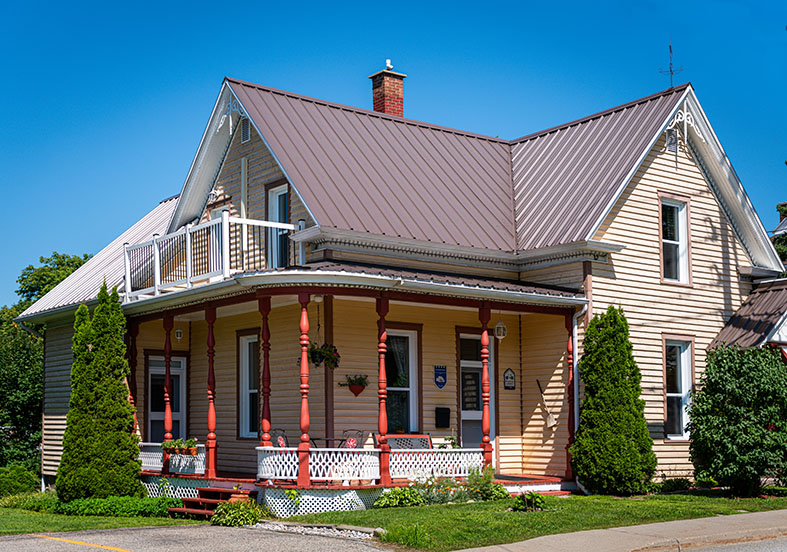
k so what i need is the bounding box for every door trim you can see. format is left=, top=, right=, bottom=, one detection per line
left=455, top=327, right=497, bottom=450
left=143, top=348, right=190, bottom=442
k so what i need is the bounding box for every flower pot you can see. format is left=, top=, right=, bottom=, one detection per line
left=189, top=447, right=197, bottom=455
left=348, top=384, right=365, bottom=396
left=228, top=493, right=250, bottom=503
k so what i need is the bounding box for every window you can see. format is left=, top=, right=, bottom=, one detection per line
left=241, top=118, right=251, bottom=143
left=385, top=330, right=418, bottom=433
left=147, top=356, right=187, bottom=442
left=239, top=334, right=259, bottom=438
left=665, top=340, right=692, bottom=439
left=661, top=197, right=689, bottom=283
left=267, top=184, right=288, bottom=268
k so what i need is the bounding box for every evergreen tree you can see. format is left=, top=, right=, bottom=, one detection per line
left=570, top=305, right=656, bottom=495
left=55, top=283, right=144, bottom=501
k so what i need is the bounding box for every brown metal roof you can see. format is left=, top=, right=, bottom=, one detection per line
left=512, top=85, right=689, bottom=250
left=713, top=278, right=787, bottom=348
left=228, top=78, right=516, bottom=251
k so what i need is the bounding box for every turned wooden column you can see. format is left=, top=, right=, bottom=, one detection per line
left=479, top=303, right=493, bottom=466
left=376, top=296, right=391, bottom=485
left=565, top=313, right=575, bottom=481
left=297, top=292, right=311, bottom=486
left=127, top=321, right=139, bottom=436
left=259, top=296, right=272, bottom=447
left=162, top=315, right=174, bottom=473
left=205, top=306, right=218, bottom=478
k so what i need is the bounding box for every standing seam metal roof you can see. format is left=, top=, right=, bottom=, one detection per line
left=713, top=279, right=787, bottom=348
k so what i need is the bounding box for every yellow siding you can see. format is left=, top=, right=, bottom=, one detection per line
left=591, top=134, right=753, bottom=476
left=520, top=262, right=585, bottom=290
left=42, top=323, right=74, bottom=476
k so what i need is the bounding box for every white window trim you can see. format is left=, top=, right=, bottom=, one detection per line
left=267, top=184, right=288, bottom=269
left=239, top=334, right=259, bottom=439
left=147, top=356, right=187, bottom=442
left=662, top=198, right=689, bottom=283
left=459, top=333, right=495, bottom=439
left=665, top=340, right=692, bottom=440
left=387, top=329, right=419, bottom=433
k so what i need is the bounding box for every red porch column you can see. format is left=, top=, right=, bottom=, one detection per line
left=127, top=321, right=139, bottom=435
left=297, top=293, right=311, bottom=486
left=565, top=314, right=575, bottom=481
left=376, top=297, right=391, bottom=485
left=205, top=306, right=218, bottom=479
left=162, top=315, right=174, bottom=473
left=259, top=296, right=272, bottom=447
left=479, top=303, right=493, bottom=466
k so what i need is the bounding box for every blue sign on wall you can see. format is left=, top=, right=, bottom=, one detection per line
left=434, top=365, right=447, bottom=389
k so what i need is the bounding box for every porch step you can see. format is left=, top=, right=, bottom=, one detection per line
left=195, top=486, right=257, bottom=499
left=168, top=506, right=215, bottom=518
left=168, top=487, right=258, bottom=519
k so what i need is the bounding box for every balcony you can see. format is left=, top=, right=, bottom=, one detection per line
left=123, top=211, right=296, bottom=301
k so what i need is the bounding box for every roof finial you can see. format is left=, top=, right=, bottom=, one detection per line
left=385, top=59, right=393, bottom=71
left=658, top=37, right=684, bottom=88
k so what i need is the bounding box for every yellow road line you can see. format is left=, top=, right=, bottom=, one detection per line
left=31, top=534, right=132, bottom=551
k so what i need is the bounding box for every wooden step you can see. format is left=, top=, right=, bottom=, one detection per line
left=168, top=506, right=215, bottom=518
left=182, top=497, right=225, bottom=506
left=196, top=486, right=256, bottom=496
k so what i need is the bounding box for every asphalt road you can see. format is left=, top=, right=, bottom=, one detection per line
left=695, top=538, right=787, bottom=551
left=0, top=525, right=388, bottom=551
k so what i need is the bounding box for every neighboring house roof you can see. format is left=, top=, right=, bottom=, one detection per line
left=773, top=217, right=787, bottom=237
left=713, top=278, right=787, bottom=348
left=512, top=85, right=689, bottom=250
left=18, top=196, right=178, bottom=321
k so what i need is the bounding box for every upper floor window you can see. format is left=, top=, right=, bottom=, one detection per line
left=267, top=184, right=288, bottom=268
left=661, top=196, right=690, bottom=283
left=664, top=339, right=692, bottom=440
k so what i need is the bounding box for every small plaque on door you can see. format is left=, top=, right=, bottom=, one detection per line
left=504, top=368, right=516, bottom=390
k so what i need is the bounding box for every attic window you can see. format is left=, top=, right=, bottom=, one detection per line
left=241, top=118, right=251, bottom=143
left=665, top=129, right=678, bottom=153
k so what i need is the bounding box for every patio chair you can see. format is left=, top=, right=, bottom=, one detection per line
left=270, top=428, right=289, bottom=448
left=340, top=429, right=365, bottom=449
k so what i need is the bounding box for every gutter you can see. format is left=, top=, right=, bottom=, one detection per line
left=18, top=320, right=43, bottom=339
left=572, top=304, right=587, bottom=434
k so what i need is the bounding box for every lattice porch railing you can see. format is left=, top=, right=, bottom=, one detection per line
left=309, top=448, right=380, bottom=482
left=138, top=443, right=163, bottom=471
left=389, top=449, right=484, bottom=480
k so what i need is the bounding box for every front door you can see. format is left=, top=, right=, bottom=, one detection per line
left=459, top=334, right=495, bottom=450
left=147, top=356, right=187, bottom=442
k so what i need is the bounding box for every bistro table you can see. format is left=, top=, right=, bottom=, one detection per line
left=309, top=436, right=347, bottom=448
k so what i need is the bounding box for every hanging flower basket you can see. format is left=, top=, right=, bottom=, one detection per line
left=339, top=374, right=368, bottom=396
left=308, top=342, right=341, bottom=370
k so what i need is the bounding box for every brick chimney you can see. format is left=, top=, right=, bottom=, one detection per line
left=369, top=60, right=406, bottom=117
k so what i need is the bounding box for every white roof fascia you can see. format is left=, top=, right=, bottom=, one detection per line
left=763, top=309, right=787, bottom=346
left=585, top=86, right=692, bottom=241
left=228, top=85, right=320, bottom=227
left=684, top=90, right=783, bottom=271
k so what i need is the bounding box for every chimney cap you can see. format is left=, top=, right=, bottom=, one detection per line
left=368, top=59, right=406, bottom=80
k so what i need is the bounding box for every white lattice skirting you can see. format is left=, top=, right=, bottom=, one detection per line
left=389, top=449, right=484, bottom=480
left=261, top=487, right=384, bottom=517
left=141, top=475, right=256, bottom=500
left=139, top=443, right=163, bottom=471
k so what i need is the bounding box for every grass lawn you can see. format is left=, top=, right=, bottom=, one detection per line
left=0, top=508, right=205, bottom=536
left=295, top=492, right=787, bottom=551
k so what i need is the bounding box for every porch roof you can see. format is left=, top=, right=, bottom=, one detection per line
left=713, top=278, right=787, bottom=348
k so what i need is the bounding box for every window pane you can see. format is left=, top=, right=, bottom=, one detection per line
left=385, top=335, right=410, bottom=387
left=249, top=391, right=259, bottom=434
left=662, top=204, right=678, bottom=241
left=247, top=341, right=258, bottom=392
left=172, top=420, right=181, bottom=440
left=462, top=369, right=481, bottom=411
left=151, top=420, right=165, bottom=443
left=460, top=338, right=481, bottom=361
left=170, top=374, right=180, bottom=413
left=665, top=345, right=680, bottom=393
left=663, top=242, right=679, bottom=280
left=277, top=230, right=288, bottom=267
left=387, top=390, right=410, bottom=433
left=151, top=374, right=165, bottom=412
left=666, top=397, right=682, bottom=435
left=277, top=193, right=288, bottom=223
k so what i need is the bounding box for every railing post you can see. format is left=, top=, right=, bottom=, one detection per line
left=297, top=292, right=311, bottom=486
left=152, top=234, right=161, bottom=296
left=205, top=306, right=218, bottom=478
left=565, top=313, right=575, bottom=481
left=479, top=303, right=493, bottom=467
left=185, top=223, right=193, bottom=289
left=123, top=243, right=132, bottom=300
left=162, top=314, right=174, bottom=474
left=221, top=209, right=231, bottom=279
left=259, top=296, right=272, bottom=447
left=376, top=296, right=391, bottom=485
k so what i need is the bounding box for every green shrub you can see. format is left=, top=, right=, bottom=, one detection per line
left=660, top=478, right=692, bottom=493
left=417, top=477, right=470, bottom=505
left=56, top=284, right=145, bottom=501
left=693, top=476, right=718, bottom=489
left=210, top=500, right=270, bottom=526
left=0, top=465, right=38, bottom=497
left=0, top=491, right=59, bottom=512
left=511, top=491, right=546, bottom=512
left=465, top=466, right=510, bottom=501
left=570, top=306, right=656, bottom=495
left=373, top=487, right=426, bottom=508
left=55, top=496, right=181, bottom=517
left=689, top=344, right=787, bottom=497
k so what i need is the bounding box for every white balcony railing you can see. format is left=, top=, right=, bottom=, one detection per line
left=389, top=449, right=484, bottom=480
left=139, top=442, right=163, bottom=471
left=123, top=211, right=297, bottom=301
left=309, top=448, right=380, bottom=482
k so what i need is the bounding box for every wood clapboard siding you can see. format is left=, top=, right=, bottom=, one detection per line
left=591, top=134, right=753, bottom=476
left=42, top=323, right=74, bottom=476
left=520, top=262, right=585, bottom=290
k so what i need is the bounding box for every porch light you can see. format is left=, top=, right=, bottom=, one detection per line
left=175, top=328, right=183, bottom=342
left=494, top=319, right=507, bottom=340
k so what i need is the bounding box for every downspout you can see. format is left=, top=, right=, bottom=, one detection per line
left=18, top=320, right=43, bottom=339
left=572, top=305, right=587, bottom=435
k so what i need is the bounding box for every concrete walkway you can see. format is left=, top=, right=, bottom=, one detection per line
left=460, top=509, right=787, bottom=552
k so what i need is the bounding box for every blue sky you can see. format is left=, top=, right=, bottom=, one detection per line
left=1, top=1, right=785, bottom=307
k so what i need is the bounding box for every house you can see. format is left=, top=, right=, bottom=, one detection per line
left=18, top=64, right=784, bottom=515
